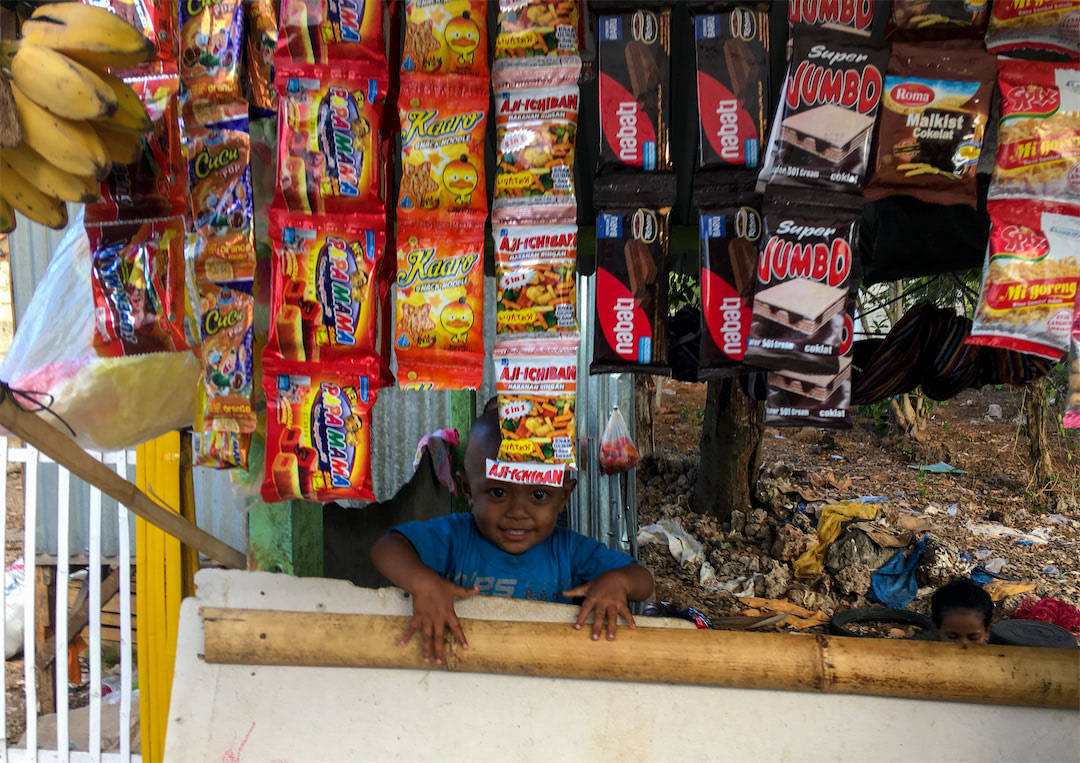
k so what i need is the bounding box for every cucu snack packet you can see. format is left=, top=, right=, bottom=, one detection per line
left=194, top=280, right=256, bottom=434
left=403, top=0, right=489, bottom=78
left=495, top=224, right=578, bottom=337
left=179, top=0, right=244, bottom=112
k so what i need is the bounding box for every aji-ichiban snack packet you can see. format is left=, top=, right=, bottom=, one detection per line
left=494, top=340, right=577, bottom=469
left=275, top=63, right=387, bottom=217
left=693, top=4, right=770, bottom=171
left=698, top=195, right=763, bottom=380
left=262, top=360, right=379, bottom=503
left=276, top=0, right=386, bottom=66
left=758, top=30, right=889, bottom=194
left=88, top=216, right=189, bottom=358
left=990, top=60, right=1080, bottom=210
left=193, top=280, right=256, bottom=434
left=402, top=0, right=489, bottom=78
left=592, top=206, right=671, bottom=375
left=493, top=0, right=582, bottom=88
left=267, top=211, right=383, bottom=367
left=398, top=77, right=488, bottom=226
left=743, top=190, right=859, bottom=376
left=889, top=0, right=991, bottom=39
left=597, top=7, right=672, bottom=174
left=866, top=42, right=996, bottom=208
left=184, top=106, right=256, bottom=283
left=984, top=0, right=1080, bottom=60
left=394, top=224, right=485, bottom=390
left=493, top=85, right=579, bottom=226
left=178, top=0, right=244, bottom=113
left=967, top=201, right=1080, bottom=360
left=494, top=224, right=579, bottom=337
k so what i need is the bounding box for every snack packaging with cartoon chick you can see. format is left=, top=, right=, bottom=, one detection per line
left=403, top=0, right=488, bottom=78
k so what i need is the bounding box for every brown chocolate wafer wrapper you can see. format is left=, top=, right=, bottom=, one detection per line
left=597, top=8, right=672, bottom=174
left=888, top=0, right=990, bottom=41
left=698, top=193, right=763, bottom=380
left=744, top=189, right=860, bottom=376
left=865, top=41, right=995, bottom=208
left=759, top=29, right=889, bottom=194
left=591, top=206, right=671, bottom=376
left=693, top=4, right=770, bottom=170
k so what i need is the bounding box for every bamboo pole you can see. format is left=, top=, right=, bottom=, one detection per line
left=200, top=607, right=1080, bottom=710
left=0, top=395, right=246, bottom=569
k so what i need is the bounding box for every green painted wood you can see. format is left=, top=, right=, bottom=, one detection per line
left=248, top=500, right=324, bottom=577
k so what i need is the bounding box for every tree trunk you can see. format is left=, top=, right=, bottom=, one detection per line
left=1025, top=377, right=1055, bottom=494
left=634, top=376, right=656, bottom=457
left=693, top=378, right=765, bottom=520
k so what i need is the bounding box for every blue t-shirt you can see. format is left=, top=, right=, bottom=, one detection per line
left=393, top=513, right=635, bottom=603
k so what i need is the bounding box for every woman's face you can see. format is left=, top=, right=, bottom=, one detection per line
left=938, top=608, right=991, bottom=644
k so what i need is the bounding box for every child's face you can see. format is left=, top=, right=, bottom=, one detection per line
left=937, top=608, right=990, bottom=645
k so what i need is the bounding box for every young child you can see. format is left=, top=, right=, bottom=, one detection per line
left=931, top=578, right=993, bottom=645
left=371, top=409, right=654, bottom=664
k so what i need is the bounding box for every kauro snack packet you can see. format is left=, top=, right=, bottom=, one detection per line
left=394, top=224, right=485, bottom=390
left=990, top=61, right=1080, bottom=209
left=276, top=0, right=386, bottom=66
left=493, top=0, right=582, bottom=88
left=495, top=224, right=578, bottom=337
left=267, top=211, right=383, bottom=366
left=262, top=359, right=378, bottom=503
left=403, top=0, right=489, bottom=78
left=398, top=78, right=488, bottom=225
left=245, top=0, right=279, bottom=112
left=866, top=42, right=995, bottom=208
left=984, top=1, right=1080, bottom=59
left=89, top=216, right=188, bottom=358
left=967, top=201, right=1080, bottom=360
left=195, top=281, right=256, bottom=434
left=494, top=340, right=577, bottom=466
left=275, top=63, right=387, bottom=217
left=179, top=0, right=244, bottom=109
left=493, top=85, right=579, bottom=226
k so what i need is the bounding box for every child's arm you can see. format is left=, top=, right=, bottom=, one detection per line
left=563, top=562, right=654, bottom=642
left=371, top=532, right=479, bottom=664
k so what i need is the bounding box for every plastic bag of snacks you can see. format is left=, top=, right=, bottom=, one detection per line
left=403, top=0, right=489, bottom=78
left=1065, top=304, right=1080, bottom=429
left=494, top=340, right=577, bottom=466
left=494, top=224, right=578, bottom=337
left=599, top=406, right=639, bottom=475
left=276, top=0, right=385, bottom=65
left=493, top=0, right=582, bottom=88
left=984, top=0, right=1080, bottom=59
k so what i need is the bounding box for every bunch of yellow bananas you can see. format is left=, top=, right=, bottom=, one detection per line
left=0, top=2, right=157, bottom=232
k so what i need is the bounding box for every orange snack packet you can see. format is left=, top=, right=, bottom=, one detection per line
left=403, top=0, right=489, bottom=78
left=394, top=224, right=485, bottom=390
left=398, top=77, right=488, bottom=226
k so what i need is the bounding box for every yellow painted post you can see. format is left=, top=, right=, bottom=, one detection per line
left=135, top=432, right=195, bottom=763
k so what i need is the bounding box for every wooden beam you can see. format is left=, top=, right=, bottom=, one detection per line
left=200, top=608, right=1080, bottom=710
left=0, top=395, right=246, bottom=569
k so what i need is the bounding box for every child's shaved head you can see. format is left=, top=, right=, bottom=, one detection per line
left=463, top=408, right=501, bottom=484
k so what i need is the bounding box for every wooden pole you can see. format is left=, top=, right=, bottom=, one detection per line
left=200, top=608, right=1080, bottom=710
left=0, top=395, right=246, bottom=569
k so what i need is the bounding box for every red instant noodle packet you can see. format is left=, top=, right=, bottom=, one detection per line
left=276, top=0, right=385, bottom=66
left=398, top=77, right=488, bottom=226
left=984, top=1, right=1080, bottom=59
left=179, top=0, right=244, bottom=111
left=394, top=224, right=485, bottom=390
left=195, top=280, right=256, bottom=433
left=89, top=216, right=188, bottom=357
left=262, top=359, right=379, bottom=503
left=275, top=63, right=387, bottom=217
left=267, top=210, right=383, bottom=367
left=403, top=0, right=488, bottom=78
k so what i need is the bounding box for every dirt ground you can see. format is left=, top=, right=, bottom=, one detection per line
left=637, top=379, right=1080, bottom=640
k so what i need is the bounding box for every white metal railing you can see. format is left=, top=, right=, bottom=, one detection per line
left=2, top=441, right=141, bottom=763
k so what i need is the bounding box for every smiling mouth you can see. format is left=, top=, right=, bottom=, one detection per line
left=501, top=528, right=532, bottom=541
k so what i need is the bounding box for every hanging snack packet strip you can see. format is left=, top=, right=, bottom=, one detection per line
left=267, top=211, right=382, bottom=366
left=866, top=42, right=995, bottom=208
left=275, top=63, right=387, bottom=217
left=591, top=206, right=671, bottom=375
left=788, top=0, right=889, bottom=41
left=693, top=5, right=770, bottom=171
left=494, top=224, right=579, bottom=337
left=179, top=0, right=244, bottom=113
left=402, top=0, right=489, bottom=78
left=185, top=106, right=256, bottom=283
left=984, top=1, right=1080, bottom=59
left=276, top=0, right=386, bottom=66
left=990, top=61, right=1080, bottom=210
left=744, top=190, right=859, bottom=376
left=967, top=201, right=1080, bottom=360
left=394, top=224, right=485, bottom=390
left=494, top=340, right=577, bottom=466
left=698, top=197, right=763, bottom=380
left=194, top=280, right=256, bottom=433
left=193, top=381, right=251, bottom=469
left=89, top=216, right=188, bottom=358
left=889, top=0, right=990, bottom=39
left=493, top=85, right=579, bottom=225
left=493, top=0, right=582, bottom=88
left=760, top=29, right=889, bottom=193
left=398, top=78, right=488, bottom=225
left=89, top=73, right=185, bottom=223
left=1064, top=303, right=1080, bottom=429
left=597, top=8, right=671, bottom=174
left=245, top=0, right=279, bottom=112
left=262, top=360, right=378, bottom=503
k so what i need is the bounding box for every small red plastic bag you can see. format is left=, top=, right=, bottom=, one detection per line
left=599, top=405, right=639, bottom=475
